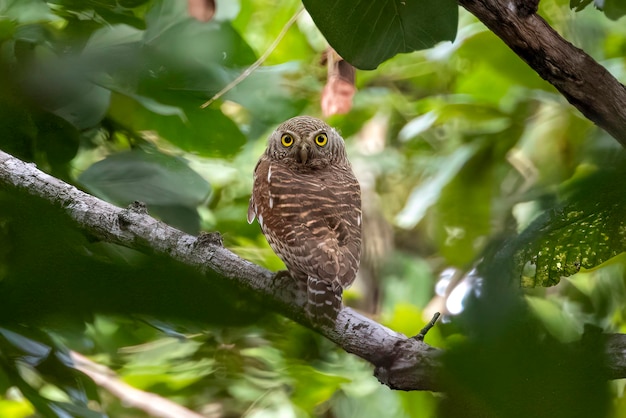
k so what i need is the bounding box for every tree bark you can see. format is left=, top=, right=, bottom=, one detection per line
left=2, top=149, right=626, bottom=391
left=459, top=0, right=626, bottom=147
left=0, top=149, right=441, bottom=391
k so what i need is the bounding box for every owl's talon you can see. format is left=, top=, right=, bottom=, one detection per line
left=273, top=270, right=295, bottom=285
left=196, top=231, right=223, bottom=247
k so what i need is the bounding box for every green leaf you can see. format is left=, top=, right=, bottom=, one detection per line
left=54, top=84, right=111, bottom=130
left=0, top=399, right=35, bottom=417
left=302, top=0, right=458, bottom=70
left=224, top=63, right=308, bottom=128
left=101, top=76, right=186, bottom=120
left=48, top=0, right=147, bottom=29
left=79, top=148, right=211, bottom=232
left=396, top=143, right=480, bottom=229
left=525, top=296, right=584, bottom=342
left=82, top=23, right=144, bottom=53
left=515, top=165, right=626, bottom=287
left=0, top=328, right=51, bottom=365
left=440, top=309, right=610, bottom=418
left=108, top=92, right=246, bottom=157
left=570, top=0, right=593, bottom=12
left=0, top=326, right=104, bottom=418
left=0, top=0, right=54, bottom=23
left=602, top=0, right=626, bottom=19
left=144, top=0, right=256, bottom=67
left=79, top=149, right=210, bottom=207
left=456, top=31, right=553, bottom=92
left=288, top=364, right=350, bottom=410
left=435, top=144, right=494, bottom=267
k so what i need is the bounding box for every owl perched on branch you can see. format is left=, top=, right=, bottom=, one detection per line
left=248, top=116, right=362, bottom=325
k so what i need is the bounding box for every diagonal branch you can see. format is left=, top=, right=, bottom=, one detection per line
left=459, top=0, right=626, bottom=147
left=71, top=351, right=205, bottom=418
left=2, top=148, right=626, bottom=391
left=0, top=149, right=441, bottom=391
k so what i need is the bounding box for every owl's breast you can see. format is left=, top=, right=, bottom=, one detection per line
left=250, top=155, right=361, bottom=285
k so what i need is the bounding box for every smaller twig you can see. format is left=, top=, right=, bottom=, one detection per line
left=200, top=7, right=303, bottom=109
left=70, top=351, right=205, bottom=418
left=413, top=312, right=441, bottom=341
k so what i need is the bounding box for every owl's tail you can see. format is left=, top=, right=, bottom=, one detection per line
left=306, top=276, right=343, bottom=326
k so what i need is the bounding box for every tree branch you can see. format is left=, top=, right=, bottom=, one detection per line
left=2, top=149, right=626, bottom=391
left=459, top=0, right=626, bottom=147
left=70, top=351, right=206, bottom=418
left=0, top=149, right=441, bottom=391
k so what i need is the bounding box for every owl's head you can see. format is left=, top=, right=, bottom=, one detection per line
left=265, top=116, right=348, bottom=169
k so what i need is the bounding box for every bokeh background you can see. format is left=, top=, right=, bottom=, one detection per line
left=0, top=0, right=625, bottom=417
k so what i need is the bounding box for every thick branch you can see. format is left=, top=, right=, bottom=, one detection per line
left=459, top=0, right=626, bottom=147
left=3, top=149, right=626, bottom=390
left=0, top=149, right=441, bottom=391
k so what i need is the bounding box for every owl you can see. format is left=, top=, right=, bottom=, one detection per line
left=248, top=116, right=362, bottom=325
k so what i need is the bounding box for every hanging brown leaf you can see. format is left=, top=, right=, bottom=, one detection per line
left=187, top=0, right=215, bottom=22
left=321, top=48, right=356, bottom=117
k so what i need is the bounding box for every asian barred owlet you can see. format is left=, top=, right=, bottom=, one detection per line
left=248, top=116, right=362, bottom=324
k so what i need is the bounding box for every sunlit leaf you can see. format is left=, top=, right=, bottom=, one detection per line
left=288, top=364, right=349, bottom=410
left=457, top=31, right=553, bottom=92
left=515, top=165, right=626, bottom=287
left=0, top=399, right=35, bottom=417
left=525, top=296, right=584, bottom=342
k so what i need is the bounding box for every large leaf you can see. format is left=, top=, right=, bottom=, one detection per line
left=79, top=149, right=210, bottom=207
left=144, top=0, right=256, bottom=67
left=302, top=0, right=458, bottom=70
left=79, top=148, right=211, bottom=232
left=107, top=91, right=246, bottom=157
left=570, top=0, right=626, bottom=20
left=0, top=0, right=54, bottom=23
left=514, top=164, right=626, bottom=287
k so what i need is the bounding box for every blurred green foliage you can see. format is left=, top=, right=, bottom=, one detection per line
left=0, top=0, right=625, bottom=417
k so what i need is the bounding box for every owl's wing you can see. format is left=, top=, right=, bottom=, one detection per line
left=272, top=164, right=361, bottom=287
left=305, top=172, right=361, bottom=289
left=250, top=156, right=361, bottom=289
left=295, top=170, right=361, bottom=324
left=247, top=158, right=263, bottom=224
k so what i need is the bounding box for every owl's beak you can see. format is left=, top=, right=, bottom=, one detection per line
left=297, top=145, right=309, bottom=164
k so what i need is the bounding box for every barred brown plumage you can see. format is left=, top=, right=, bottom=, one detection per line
left=248, top=116, right=362, bottom=325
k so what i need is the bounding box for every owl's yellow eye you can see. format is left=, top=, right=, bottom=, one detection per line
left=315, top=133, right=328, bottom=147
left=281, top=134, right=294, bottom=147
